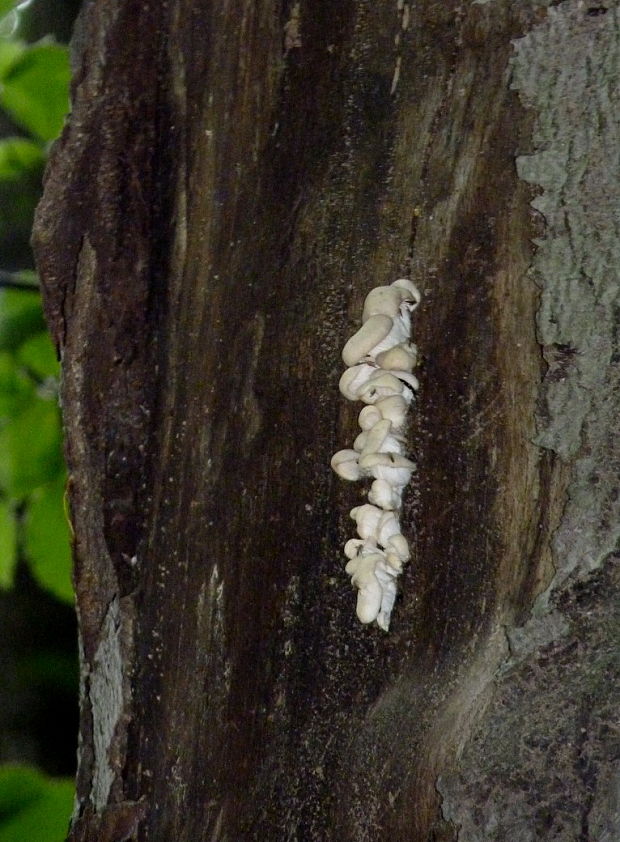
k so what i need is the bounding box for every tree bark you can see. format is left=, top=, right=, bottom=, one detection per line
left=32, top=1, right=620, bottom=840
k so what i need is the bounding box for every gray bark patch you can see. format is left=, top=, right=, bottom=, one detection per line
left=512, top=0, right=620, bottom=598
left=90, top=597, right=124, bottom=811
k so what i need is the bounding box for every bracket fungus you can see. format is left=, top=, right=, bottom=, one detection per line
left=331, top=278, right=420, bottom=630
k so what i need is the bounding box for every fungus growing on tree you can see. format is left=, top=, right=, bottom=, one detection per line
left=331, top=278, right=420, bottom=630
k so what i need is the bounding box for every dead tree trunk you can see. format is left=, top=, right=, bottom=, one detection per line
left=33, top=1, right=620, bottom=840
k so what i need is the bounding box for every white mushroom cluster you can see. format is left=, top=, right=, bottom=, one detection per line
left=331, top=278, right=420, bottom=630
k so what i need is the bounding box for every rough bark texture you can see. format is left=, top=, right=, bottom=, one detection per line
left=32, top=0, right=619, bottom=840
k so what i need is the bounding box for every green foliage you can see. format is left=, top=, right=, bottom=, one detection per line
left=0, top=497, right=16, bottom=587
left=0, top=21, right=72, bottom=604
left=0, top=349, right=33, bottom=416
left=0, top=289, right=45, bottom=351
left=23, top=474, right=72, bottom=603
left=0, top=38, right=22, bottom=76
left=0, top=395, right=63, bottom=496
left=0, top=312, right=69, bottom=597
left=0, top=764, right=72, bottom=842
left=0, top=1, right=21, bottom=20
left=0, top=35, right=68, bottom=267
left=0, top=4, right=77, bottom=832
left=0, top=41, right=70, bottom=142
left=0, top=137, right=44, bottom=178
left=16, top=330, right=58, bottom=379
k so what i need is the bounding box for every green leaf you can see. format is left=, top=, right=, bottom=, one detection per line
left=0, top=137, right=44, bottom=181
left=0, top=398, right=63, bottom=497
left=0, top=499, right=16, bottom=588
left=0, top=0, right=20, bottom=19
left=0, top=42, right=70, bottom=142
left=0, top=38, right=22, bottom=76
left=0, top=289, right=46, bottom=352
left=16, top=332, right=58, bottom=380
left=0, top=351, right=34, bottom=419
left=23, top=474, right=73, bottom=604
left=0, top=764, right=42, bottom=819
left=0, top=764, right=73, bottom=842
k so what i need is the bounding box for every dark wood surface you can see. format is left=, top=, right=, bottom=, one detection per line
left=33, top=1, right=620, bottom=840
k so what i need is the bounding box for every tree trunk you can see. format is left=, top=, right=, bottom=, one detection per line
left=32, top=1, right=620, bottom=840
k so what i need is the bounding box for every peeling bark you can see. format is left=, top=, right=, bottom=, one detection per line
left=32, top=1, right=619, bottom=840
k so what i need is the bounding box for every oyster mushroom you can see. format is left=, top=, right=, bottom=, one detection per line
left=362, top=285, right=406, bottom=322
left=375, top=510, right=401, bottom=546
left=369, top=307, right=412, bottom=358
left=392, top=278, right=421, bottom=308
left=375, top=343, right=418, bottom=372
left=374, top=395, right=410, bottom=430
left=374, top=559, right=399, bottom=631
left=385, top=534, right=410, bottom=571
left=342, top=314, right=393, bottom=367
left=331, top=277, right=421, bottom=630
left=345, top=551, right=384, bottom=624
left=330, top=449, right=363, bottom=481
left=358, top=452, right=415, bottom=492
left=349, top=503, right=383, bottom=542
left=339, top=363, right=376, bottom=401
left=358, top=371, right=414, bottom=404
left=344, top=538, right=366, bottom=559
left=358, top=418, right=403, bottom=458
left=358, top=404, right=383, bottom=431
left=368, top=478, right=401, bottom=510
left=389, top=369, right=420, bottom=392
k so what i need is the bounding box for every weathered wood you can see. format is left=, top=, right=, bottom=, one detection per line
left=32, top=1, right=620, bottom=840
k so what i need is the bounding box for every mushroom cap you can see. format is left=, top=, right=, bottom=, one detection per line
left=390, top=369, right=420, bottom=391
left=375, top=343, right=417, bottom=372
left=345, top=549, right=398, bottom=628
left=330, top=449, right=362, bottom=481
left=358, top=405, right=382, bottom=431
left=344, top=538, right=365, bottom=559
left=368, top=433, right=404, bottom=459
left=375, top=557, right=399, bottom=585
left=342, top=314, right=393, bottom=367
left=350, top=503, right=383, bottom=540
left=391, top=278, right=421, bottom=309
left=369, top=312, right=411, bottom=357
left=376, top=510, right=401, bottom=545
left=361, top=286, right=403, bottom=322
left=368, top=478, right=400, bottom=510
left=359, top=418, right=394, bottom=456
left=354, top=426, right=403, bottom=455
left=384, top=552, right=404, bottom=573
left=358, top=452, right=415, bottom=490
left=359, top=452, right=415, bottom=471
left=339, top=363, right=376, bottom=401
left=356, top=582, right=383, bottom=625
left=374, top=396, right=409, bottom=429
left=345, top=550, right=383, bottom=578
left=386, top=533, right=410, bottom=562
left=358, top=372, right=406, bottom=404
left=345, top=552, right=384, bottom=625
